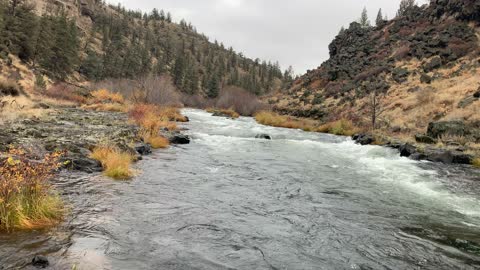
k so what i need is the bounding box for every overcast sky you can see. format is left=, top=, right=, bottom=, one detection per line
left=109, top=0, right=429, bottom=74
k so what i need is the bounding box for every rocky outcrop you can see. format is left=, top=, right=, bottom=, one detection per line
left=0, top=108, right=148, bottom=173
left=427, top=121, right=466, bottom=138
left=415, top=134, right=437, bottom=144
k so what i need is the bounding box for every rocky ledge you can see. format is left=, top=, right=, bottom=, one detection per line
left=0, top=107, right=190, bottom=173
left=352, top=119, right=479, bottom=166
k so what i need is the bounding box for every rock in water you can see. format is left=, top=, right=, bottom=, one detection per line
left=352, top=134, right=374, bottom=145
left=399, top=144, right=416, bottom=157
left=169, top=134, right=191, bottom=144
left=135, top=143, right=152, bottom=155
left=255, top=134, right=272, bottom=140
left=32, top=255, right=49, bottom=268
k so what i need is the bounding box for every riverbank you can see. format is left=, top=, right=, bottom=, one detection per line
left=253, top=111, right=480, bottom=168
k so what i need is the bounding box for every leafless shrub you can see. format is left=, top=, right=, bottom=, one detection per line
left=181, top=94, right=213, bottom=108
left=215, top=86, right=267, bottom=116
left=0, top=79, right=20, bottom=96
left=137, top=75, right=181, bottom=106
left=44, top=83, right=86, bottom=103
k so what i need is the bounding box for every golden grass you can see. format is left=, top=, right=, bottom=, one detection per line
left=206, top=108, right=240, bottom=119
left=316, top=119, right=357, bottom=136
left=82, top=103, right=129, bottom=113
left=0, top=148, right=64, bottom=232
left=473, top=158, right=480, bottom=168
left=255, top=111, right=358, bottom=136
left=90, top=146, right=134, bottom=180
left=91, top=89, right=125, bottom=104
left=145, top=135, right=170, bottom=149
left=255, top=111, right=312, bottom=130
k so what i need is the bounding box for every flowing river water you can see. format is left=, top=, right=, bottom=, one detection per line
left=2, top=108, right=480, bottom=270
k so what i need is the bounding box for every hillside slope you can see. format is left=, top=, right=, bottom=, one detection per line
left=268, top=0, right=480, bottom=141
left=0, top=0, right=290, bottom=99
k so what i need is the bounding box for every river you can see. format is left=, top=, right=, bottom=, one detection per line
left=1, top=108, right=480, bottom=269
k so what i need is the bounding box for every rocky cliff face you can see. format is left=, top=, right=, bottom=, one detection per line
left=268, top=0, right=480, bottom=139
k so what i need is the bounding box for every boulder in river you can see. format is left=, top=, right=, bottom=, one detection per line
left=32, top=255, right=49, bottom=268
left=422, top=148, right=473, bottom=164
left=399, top=143, right=417, bottom=157
left=352, top=134, right=374, bottom=145
left=168, top=133, right=191, bottom=144
left=255, top=134, right=272, bottom=140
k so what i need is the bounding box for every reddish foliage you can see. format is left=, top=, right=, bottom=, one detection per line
left=44, top=83, right=86, bottom=104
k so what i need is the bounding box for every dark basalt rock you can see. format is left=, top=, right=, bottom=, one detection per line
left=423, top=56, right=443, bottom=72
left=65, top=156, right=102, bottom=173
left=352, top=134, right=374, bottom=145
left=422, top=148, right=473, bottom=164
left=168, top=133, right=191, bottom=144
left=420, top=73, right=432, bottom=84
left=399, top=144, right=417, bottom=157
left=135, top=143, right=152, bottom=155
left=474, top=91, right=480, bottom=98
left=427, top=121, right=466, bottom=138
left=255, top=134, right=272, bottom=140
left=415, top=134, right=437, bottom=144
left=32, top=255, right=49, bottom=268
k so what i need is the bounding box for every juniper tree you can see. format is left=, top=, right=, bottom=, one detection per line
left=376, top=8, right=383, bottom=26
left=359, top=7, right=370, bottom=28
left=397, top=0, right=416, bottom=17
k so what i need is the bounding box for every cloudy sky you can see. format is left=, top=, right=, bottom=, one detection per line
left=110, top=0, right=429, bottom=74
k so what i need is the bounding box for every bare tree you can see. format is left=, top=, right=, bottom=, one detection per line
left=367, top=90, right=387, bottom=130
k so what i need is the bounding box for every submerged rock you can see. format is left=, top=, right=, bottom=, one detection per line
left=255, top=134, right=272, bottom=140
left=32, top=255, right=49, bottom=268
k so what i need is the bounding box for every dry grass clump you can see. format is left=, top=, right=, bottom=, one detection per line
left=0, top=148, right=64, bottom=232
left=316, top=119, right=357, bottom=136
left=255, top=111, right=316, bottom=131
left=129, top=103, right=181, bottom=149
left=90, top=146, right=134, bottom=180
left=91, top=89, right=125, bottom=104
left=206, top=107, right=240, bottom=119
left=82, top=89, right=128, bottom=112
left=473, top=158, right=480, bottom=168
left=0, top=79, right=21, bottom=96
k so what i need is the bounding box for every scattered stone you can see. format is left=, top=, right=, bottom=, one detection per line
left=458, top=96, right=477, bottom=108
left=352, top=134, right=374, bottom=145
left=410, top=153, right=427, bottom=161
left=427, top=121, right=466, bottom=138
left=168, top=133, right=191, bottom=144
left=392, top=68, right=409, bottom=83
left=399, top=144, right=416, bottom=157
left=415, top=134, right=437, bottom=144
left=134, top=143, right=152, bottom=155
left=420, top=73, right=432, bottom=84
left=423, top=56, right=442, bottom=72
left=255, top=134, right=272, bottom=140
left=32, top=255, right=49, bottom=268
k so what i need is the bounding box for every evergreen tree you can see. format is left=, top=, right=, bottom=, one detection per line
left=376, top=9, right=383, bottom=26
left=206, top=72, right=220, bottom=98
left=79, top=49, right=103, bottom=80
left=359, top=7, right=370, bottom=28
left=397, top=0, right=416, bottom=17
left=166, top=12, right=172, bottom=23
